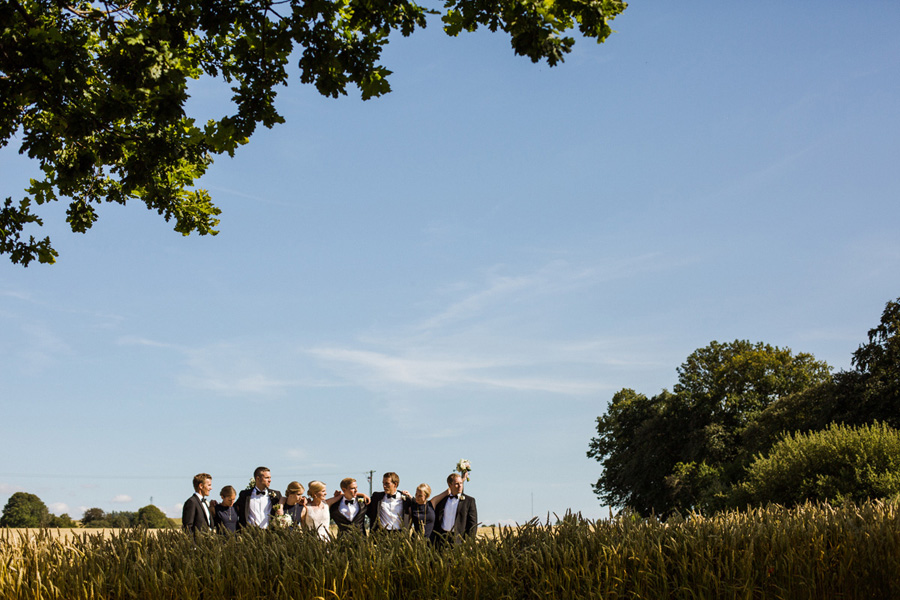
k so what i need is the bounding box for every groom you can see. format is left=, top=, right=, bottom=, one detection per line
left=366, top=471, right=411, bottom=533
left=235, top=466, right=283, bottom=529
left=432, top=472, right=477, bottom=544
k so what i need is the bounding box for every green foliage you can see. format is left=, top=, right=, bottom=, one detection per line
left=736, top=422, right=900, bottom=508
left=0, top=492, right=50, bottom=528
left=136, top=505, right=175, bottom=528
left=46, top=513, right=77, bottom=528
left=2, top=504, right=900, bottom=598
left=674, top=340, right=832, bottom=423
left=0, top=0, right=626, bottom=266
left=739, top=297, right=900, bottom=461
left=588, top=340, right=831, bottom=516
left=106, top=511, right=137, bottom=528
left=80, top=507, right=107, bottom=527
left=587, top=388, right=686, bottom=515
left=845, top=298, right=900, bottom=426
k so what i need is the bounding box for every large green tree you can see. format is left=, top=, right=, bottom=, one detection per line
left=587, top=340, right=831, bottom=516
left=0, top=492, right=50, bottom=527
left=1, top=0, right=626, bottom=266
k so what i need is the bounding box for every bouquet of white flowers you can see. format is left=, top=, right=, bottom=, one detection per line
left=457, top=459, right=472, bottom=481
left=270, top=504, right=293, bottom=529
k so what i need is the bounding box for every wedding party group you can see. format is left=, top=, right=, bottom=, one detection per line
left=182, top=463, right=477, bottom=544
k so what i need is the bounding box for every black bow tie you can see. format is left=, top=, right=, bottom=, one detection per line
left=345, top=499, right=355, bottom=505
left=201, top=498, right=208, bottom=504
left=449, top=495, right=459, bottom=499
left=255, top=489, right=267, bottom=496
left=386, top=494, right=396, bottom=499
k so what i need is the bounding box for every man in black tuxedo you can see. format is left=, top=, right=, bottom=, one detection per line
left=235, top=466, right=283, bottom=529
left=182, top=472, right=213, bottom=534
left=432, top=472, right=477, bottom=545
left=330, top=477, right=368, bottom=537
left=367, top=471, right=412, bottom=533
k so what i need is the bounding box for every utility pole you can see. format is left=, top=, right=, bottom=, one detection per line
left=366, top=470, right=375, bottom=496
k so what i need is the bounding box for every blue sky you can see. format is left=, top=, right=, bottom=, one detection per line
left=2, top=1, right=899, bottom=525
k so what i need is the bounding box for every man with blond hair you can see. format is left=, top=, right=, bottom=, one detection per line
left=329, top=477, right=368, bottom=537
left=182, top=472, right=213, bottom=534
left=432, top=472, right=477, bottom=544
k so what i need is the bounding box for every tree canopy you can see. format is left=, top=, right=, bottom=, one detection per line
left=1, top=0, right=626, bottom=266
left=0, top=491, right=50, bottom=527
left=589, top=298, right=900, bottom=516
left=587, top=340, right=832, bottom=516
left=137, top=504, right=175, bottom=528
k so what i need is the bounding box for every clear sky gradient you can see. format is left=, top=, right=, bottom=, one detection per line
left=2, top=1, right=899, bottom=524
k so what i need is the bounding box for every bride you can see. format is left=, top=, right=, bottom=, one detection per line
left=303, top=481, right=332, bottom=540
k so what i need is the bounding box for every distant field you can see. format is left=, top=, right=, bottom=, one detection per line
left=1, top=525, right=501, bottom=544
left=2, top=528, right=128, bottom=543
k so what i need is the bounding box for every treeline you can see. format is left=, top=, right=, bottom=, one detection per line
left=79, top=505, right=175, bottom=529
left=0, top=493, right=174, bottom=528
left=588, top=297, right=900, bottom=516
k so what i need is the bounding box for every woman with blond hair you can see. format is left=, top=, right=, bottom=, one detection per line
left=303, top=480, right=332, bottom=540
left=408, top=483, right=435, bottom=538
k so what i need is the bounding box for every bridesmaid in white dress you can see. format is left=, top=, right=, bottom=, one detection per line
left=303, top=480, right=332, bottom=540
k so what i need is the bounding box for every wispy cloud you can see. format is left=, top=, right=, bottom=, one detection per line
left=177, top=342, right=340, bottom=397
left=15, top=322, right=73, bottom=374
left=418, top=257, right=670, bottom=332
left=0, top=289, right=32, bottom=301
left=114, top=258, right=678, bottom=400
left=305, top=258, right=678, bottom=396
left=48, top=502, right=69, bottom=515
left=117, top=336, right=181, bottom=349
left=111, top=494, right=132, bottom=503
left=284, top=448, right=308, bottom=461
left=0, top=483, right=25, bottom=495
left=308, top=347, right=485, bottom=389
left=307, top=346, right=613, bottom=394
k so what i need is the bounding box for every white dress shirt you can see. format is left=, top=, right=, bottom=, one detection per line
left=248, top=488, right=272, bottom=528
left=441, top=496, right=460, bottom=532
left=339, top=498, right=358, bottom=520
left=378, top=494, right=404, bottom=530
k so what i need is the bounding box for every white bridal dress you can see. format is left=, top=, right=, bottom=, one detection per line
left=304, top=503, right=331, bottom=540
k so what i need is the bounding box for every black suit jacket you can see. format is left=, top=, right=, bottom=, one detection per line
left=235, top=488, right=283, bottom=529
left=367, top=491, right=412, bottom=532
left=330, top=498, right=367, bottom=537
left=182, top=494, right=212, bottom=533
left=432, top=494, right=478, bottom=541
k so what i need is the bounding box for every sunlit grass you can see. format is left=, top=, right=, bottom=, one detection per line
left=2, top=501, right=898, bottom=599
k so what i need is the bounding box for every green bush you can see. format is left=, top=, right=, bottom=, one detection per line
left=736, top=422, right=900, bottom=507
